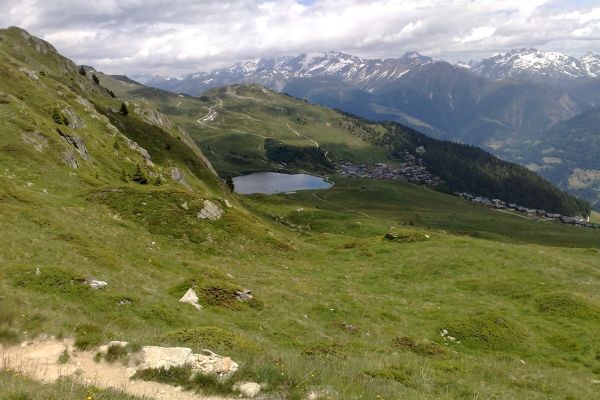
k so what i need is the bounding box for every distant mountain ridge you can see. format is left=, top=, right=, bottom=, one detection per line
left=133, top=48, right=600, bottom=96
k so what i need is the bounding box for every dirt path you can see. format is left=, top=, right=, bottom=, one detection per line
left=1, top=337, right=234, bottom=400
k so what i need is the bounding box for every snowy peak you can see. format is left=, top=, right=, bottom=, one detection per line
left=580, top=52, right=600, bottom=76
left=402, top=51, right=433, bottom=63
left=471, top=48, right=596, bottom=83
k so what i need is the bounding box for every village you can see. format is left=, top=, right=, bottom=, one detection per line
left=335, top=148, right=439, bottom=184
left=457, top=193, right=600, bottom=229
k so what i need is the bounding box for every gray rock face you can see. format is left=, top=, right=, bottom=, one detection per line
left=179, top=288, right=202, bottom=310
left=133, top=107, right=172, bottom=128
left=21, top=131, right=48, bottom=152
left=61, top=149, right=79, bottom=168
left=62, top=107, right=86, bottom=129
left=197, top=200, right=223, bottom=221
left=18, top=67, right=39, bottom=80
left=125, top=138, right=151, bottom=160
left=171, top=168, right=190, bottom=189
left=235, top=382, right=261, bottom=398
left=57, top=129, right=90, bottom=161
left=75, top=96, right=94, bottom=110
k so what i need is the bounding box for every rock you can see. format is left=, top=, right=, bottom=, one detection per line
left=296, top=208, right=304, bottom=212
left=197, top=200, right=224, bottom=221
left=125, top=367, right=137, bottom=378
left=385, top=232, right=398, bottom=239
left=21, top=131, right=48, bottom=152
left=57, top=129, right=90, bottom=161
left=235, top=289, right=253, bottom=302
left=35, top=268, right=41, bottom=275
left=137, top=346, right=193, bottom=370
left=88, top=280, right=107, bottom=290
left=125, top=138, right=151, bottom=160
left=179, top=288, right=203, bottom=310
left=592, top=380, right=600, bottom=384
left=235, top=382, right=261, bottom=398
left=224, top=199, right=233, bottom=208
left=133, top=107, right=172, bottom=128
left=495, top=318, right=505, bottom=324
left=61, top=107, right=86, bottom=129
left=61, top=149, right=79, bottom=168
left=170, top=168, right=190, bottom=189
left=18, top=67, right=39, bottom=80
left=76, top=96, right=94, bottom=110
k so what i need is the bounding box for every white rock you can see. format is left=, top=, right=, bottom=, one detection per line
left=197, top=200, right=224, bottom=221
left=89, top=280, right=107, bottom=290
left=179, top=288, right=203, bottom=310
left=224, top=199, right=233, bottom=208
left=125, top=367, right=137, bottom=378
left=35, top=268, right=41, bottom=275
left=137, top=346, right=193, bottom=370
left=235, top=382, right=261, bottom=398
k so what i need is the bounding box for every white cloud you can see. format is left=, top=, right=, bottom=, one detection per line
left=2, top=0, right=600, bottom=76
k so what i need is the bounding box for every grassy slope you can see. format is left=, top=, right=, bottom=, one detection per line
left=1, top=28, right=600, bottom=400
left=100, top=77, right=391, bottom=176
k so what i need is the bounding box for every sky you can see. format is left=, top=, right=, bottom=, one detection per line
left=2, top=0, right=600, bottom=77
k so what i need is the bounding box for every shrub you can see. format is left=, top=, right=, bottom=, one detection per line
left=167, top=277, right=246, bottom=310
left=141, top=304, right=185, bottom=326
left=546, top=333, right=580, bottom=352
left=301, top=342, right=346, bottom=359
left=392, top=336, right=444, bottom=356
left=364, top=368, right=409, bottom=384
left=535, top=293, right=600, bottom=320
left=104, top=344, right=129, bottom=363
left=160, top=326, right=264, bottom=355
left=119, top=102, right=129, bottom=116
left=74, top=324, right=104, bottom=350
left=442, top=314, right=527, bottom=350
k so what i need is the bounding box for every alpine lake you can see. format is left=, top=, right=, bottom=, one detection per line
left=232, top=172, right=332, bottom=194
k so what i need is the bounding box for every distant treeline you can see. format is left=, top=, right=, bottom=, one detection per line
left=264, top=138, right=332, bottom=171
left=335, top=110, right=591, bottom=217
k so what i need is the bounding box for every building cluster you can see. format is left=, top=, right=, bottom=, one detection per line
left=458, top=193, right=599, bottom=229
left=335, top=150, right=439, bottom=184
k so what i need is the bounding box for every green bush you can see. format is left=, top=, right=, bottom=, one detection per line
left=301, top=342, right=346, bottom=358
left=167, top=276, right=246, bottom=310
left=74, top=324, right=103, bottom=350
left=392, top=336, right=444, bottom=356
left=546, top=333, right=580, bottom=352
left=104, top=344, right=129, bottom=363
left=364, top=368, right=409, bottom=384
left=160, top=326, right=264, bottom=355
left=442, top=314, right=527, bottom=350
left=141, top=304, right=185, bottom=326
left=535, top=293, right=600, bottom=320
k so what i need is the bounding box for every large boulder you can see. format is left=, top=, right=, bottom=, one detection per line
left=179, top=288, right=202, bottom=310
left=197, top=200, right=224, bottom=221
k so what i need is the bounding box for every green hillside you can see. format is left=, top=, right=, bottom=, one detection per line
left=2, top=27, right=600, bottom=400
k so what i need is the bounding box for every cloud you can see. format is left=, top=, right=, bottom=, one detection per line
left=2, top=0, right=600, bottom=76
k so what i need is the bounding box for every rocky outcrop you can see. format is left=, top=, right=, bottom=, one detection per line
left=197, top=200, right=223, bottom=221
left=125, top=138, right=151, bottom=160
left=21, top=131, right=48, bottom=152
left=62, top=107, right=86, bottom=129
left=130, top=346, right=238, bottom=379
left=57, top=129, right=90, bottom=161
left=171, top=168, right=190, bottom=189
left=61, top=149, right=79, bottom=168
left=134, top=107, right=172, bottom=128
left=75, top=95, right=94, bottom=110
left=18, top=67, right=39, bottom=80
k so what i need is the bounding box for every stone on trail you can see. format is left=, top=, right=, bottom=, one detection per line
left=136, top=346, right=193, bottom=370
left=385, top=232, right=398, bottom=239
left=179, top=288, right=203, bottom=310
left=235, top=382, right=261, bottom=398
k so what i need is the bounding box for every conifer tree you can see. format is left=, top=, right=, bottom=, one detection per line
left=92, top=74, right=99, bottom=85
left=132, top=164, right=148, bottom=185
left=225, top=174, right=235, bottom=192
left=78, top=66, right=86, bottom=76
left=119, top=102, right=129, bottom=116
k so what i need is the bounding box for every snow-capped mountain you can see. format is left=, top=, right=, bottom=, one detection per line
left=469, top=48, right=600, bottom=84
left=132, top=51, right=434, bottom=95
